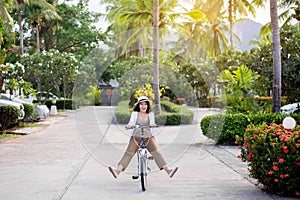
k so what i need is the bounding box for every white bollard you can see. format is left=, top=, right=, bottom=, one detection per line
left=50, top=105, right=57, bottom=115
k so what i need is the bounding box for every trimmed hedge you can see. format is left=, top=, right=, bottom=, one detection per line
left=114, top=100, right=194, bottom=125
left=23, top=103, right=34, bottom=120
left=0, top=105, right=20, bottom=133
left=33, top=99, right=79, bottom=110
left=200, top=112, right=300, bottom=145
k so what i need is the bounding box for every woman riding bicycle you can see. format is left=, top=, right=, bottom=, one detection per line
left=108, top=96, right=178, bottom=178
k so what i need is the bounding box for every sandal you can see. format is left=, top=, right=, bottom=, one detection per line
left=108, top=166, right=118, bottom=179
left=169, top=167, right=178, bottom=178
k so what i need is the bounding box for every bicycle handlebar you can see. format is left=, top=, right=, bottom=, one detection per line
left=125, top=125, right=159, bottom=130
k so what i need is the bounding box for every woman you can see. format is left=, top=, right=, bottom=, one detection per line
left=108, top=96, right=178, bottom=178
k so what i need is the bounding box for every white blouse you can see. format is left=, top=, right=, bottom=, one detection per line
left=127, top=111, right=156, bottom=136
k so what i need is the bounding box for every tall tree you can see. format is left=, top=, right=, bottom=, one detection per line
left=270, top=0, right=281, bottom=112
left=16, top=0, right=28, bottom=55
left=174, top=0, right=234, bottom=59
left=259, top=0, right=299, bottom=36
left=52, top=2, right=104, bottom=60
left=252, top=0, right=282, bottom=112
left=153, top=0, right=161, bottom=114
left=24, top=3, right=61, bottom=56
left=227, top=0, right=255, bottom=49
left=12, top=0, right=57, bottom=55
left=104, top=0, right=177, bottom=58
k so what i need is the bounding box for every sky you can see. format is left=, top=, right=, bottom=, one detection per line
left=87, top=0, right=272, bottom=31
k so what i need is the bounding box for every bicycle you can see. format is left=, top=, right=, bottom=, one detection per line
left=126, top=125, right=158, bottom=191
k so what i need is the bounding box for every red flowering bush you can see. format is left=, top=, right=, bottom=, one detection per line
left=239, top=123, right=300, bottom=197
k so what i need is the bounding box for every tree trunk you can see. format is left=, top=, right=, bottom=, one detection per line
left=270, top=0, right=281, bottom=113
left=229, top=0, right=234, bottom=49
left=36, top=24, right=41, bottom=57
left=138, top=21, right=144, bottom=57
left=153, top=0, right=161, bottom=114
left=43, top=25, right=54, bottom=51
left=17, top=3, right=24, bottom=55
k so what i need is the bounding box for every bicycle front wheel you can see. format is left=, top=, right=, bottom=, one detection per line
left=139, top=157, right=147, bottom=191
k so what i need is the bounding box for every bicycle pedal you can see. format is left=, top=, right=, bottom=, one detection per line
left=148, top=156, right=154, bottom=160
left=132, top=175, right=139, bottom=179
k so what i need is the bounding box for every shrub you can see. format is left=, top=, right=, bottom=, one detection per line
left=114, top=100, right=194, bottom=125
left=160, top=101, right=194, bottom=124
left=239, top=123, right=300, bottom=197
left=201, top=113, right=249, bottom=144
left=85, top=86, right=101, bottom=106
left=114, top=101, right=131, bottom=124
left=23, top=103, right=34, bottom=120
left=0, top=105, right=20, bottom=133
left=34, top=99, right=79, bottom=110
left=200, top=113, right=300, bottom=145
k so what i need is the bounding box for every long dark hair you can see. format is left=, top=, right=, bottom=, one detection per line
left=133, top=101, right=150, bottom=113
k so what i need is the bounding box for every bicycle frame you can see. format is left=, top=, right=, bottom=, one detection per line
left=126, top=125, right=158, bottom=191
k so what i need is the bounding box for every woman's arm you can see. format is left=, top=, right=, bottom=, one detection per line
left=149, top=112, right=156, bottom=126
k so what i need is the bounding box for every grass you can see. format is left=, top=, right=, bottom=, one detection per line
left=18, top=121, right=40, bottom=128
left=0, top=133, right=21, bottom=140
left=0, top=133, right=12, bottom=139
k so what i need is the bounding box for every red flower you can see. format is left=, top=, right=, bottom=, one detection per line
left=244, top=142, right=250, bottom=148
left=267, top=170, right=274, bottom=175
left=274, top=178, right=279, bottom=183
left=284, top=174, right=289, bottom=178
left=278, top=158, right=284, bottom=163
left=284, top=136, right=290, bottom=142
left=273, top=166, right=279, bottom=171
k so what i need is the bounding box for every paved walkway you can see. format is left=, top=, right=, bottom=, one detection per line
left=0, top=106, right=296, bottom=200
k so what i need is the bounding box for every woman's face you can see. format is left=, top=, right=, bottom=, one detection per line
left=139, top=102, right=148, bottom=113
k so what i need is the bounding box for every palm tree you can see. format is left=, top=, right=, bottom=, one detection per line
left=0, top=0, right=14, bottom=26
left=15, top=0, right=29, bottom=55
left=259, top=1, right=299, bottom=36
left=12, top=0, right=56, bottom=55
left=172, top=1, right=209, bottom=60
left=174, top=0, right=234, bottom=59
left=105, top=0, right=151, bottom=57
left=104, top=0, right=178, bottom=114
left=104, top=0, right=177, bottom=58
left=269, top=0, right=281, bottom=112
left=153, top=0, right=161, bottom=114
left=253, top=0, right=282, bottom=112
left=227, top=0, right=255, bottom=49
left=23, top=3, right=61, bottom=56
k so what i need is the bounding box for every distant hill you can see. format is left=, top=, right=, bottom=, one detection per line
left=162, top=19, right=263, bottom=53
left=234, top=19, right=262, bottom=51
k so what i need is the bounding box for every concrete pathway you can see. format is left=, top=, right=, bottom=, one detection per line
left=0, top=106, right=296, bottom=200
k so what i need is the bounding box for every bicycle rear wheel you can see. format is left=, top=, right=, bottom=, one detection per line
left=140, top=157, right=147, bottom=191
